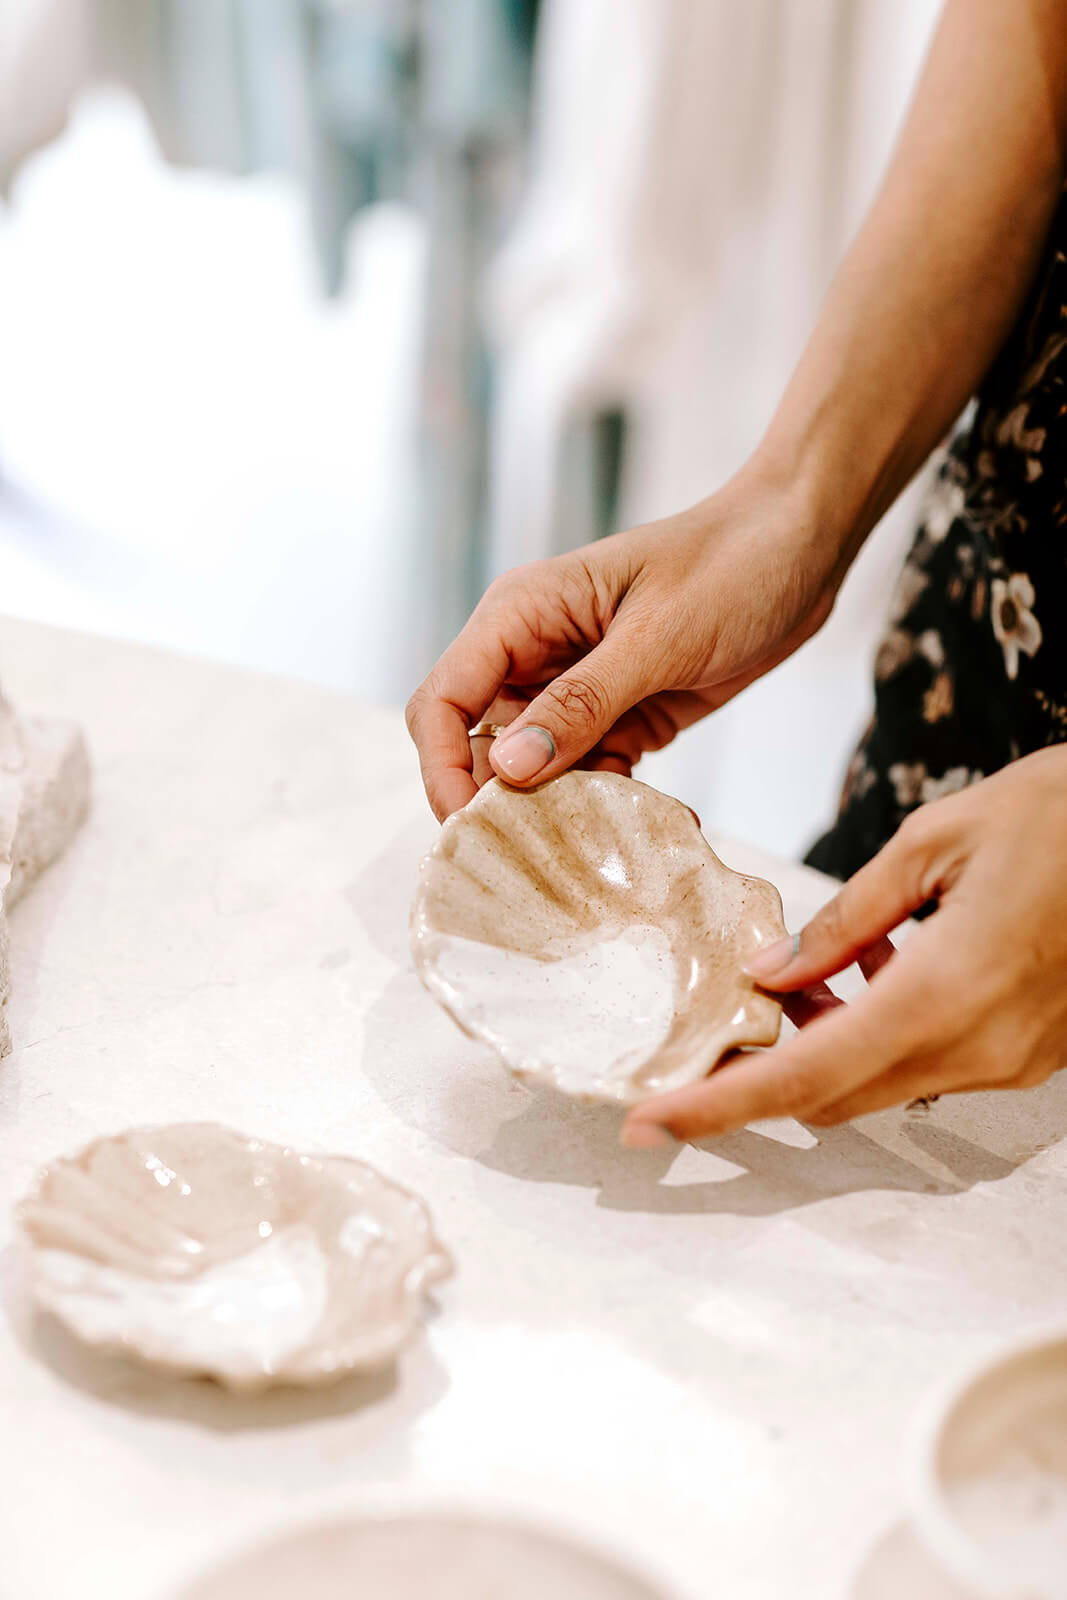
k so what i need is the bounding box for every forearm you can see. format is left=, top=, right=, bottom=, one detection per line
left=750, top=0, right=1067, bottom=579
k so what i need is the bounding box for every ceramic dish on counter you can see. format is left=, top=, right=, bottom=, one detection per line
left=909, top=1326, right=1067, bottom=1599
left=411, top=770, right=787, bottom=1105
left=15, top=1122, right=451, bottom=1391
left=177, top=1512, right=670, bottom=1600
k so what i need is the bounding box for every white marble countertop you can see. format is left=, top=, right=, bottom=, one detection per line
left=0, top=616, right=1064, bottom=1600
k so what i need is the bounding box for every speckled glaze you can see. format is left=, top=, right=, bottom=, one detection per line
left=411, top=771, right=787, bottom=1105
left=16, top=1123, right=451, bottom=1390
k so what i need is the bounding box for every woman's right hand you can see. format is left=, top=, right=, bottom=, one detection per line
left=406, top=468, right=846, bottom=820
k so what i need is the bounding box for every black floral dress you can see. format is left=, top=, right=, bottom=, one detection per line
left=808, top=190, right=1067, bottom=880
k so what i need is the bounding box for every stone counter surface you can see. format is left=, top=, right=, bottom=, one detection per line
left=0, top=615, right=1064, bottom=1600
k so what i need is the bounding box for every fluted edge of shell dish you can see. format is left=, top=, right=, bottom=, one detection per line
left=411, top=771, right=787, bottom=1106
left=15, top=1123, right=452, bottom=1391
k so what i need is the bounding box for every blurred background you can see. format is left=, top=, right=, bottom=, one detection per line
left=0, top=0, right=942, bottom=859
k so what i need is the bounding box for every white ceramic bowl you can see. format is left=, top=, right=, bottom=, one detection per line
left=177, top=1513, right=669, bottom=1600
left=16, top=1123, right=452, bottom=1390
left=909, top=1326, right=1067, bottom=1599
left=412, top=771, right=786, bottom=1105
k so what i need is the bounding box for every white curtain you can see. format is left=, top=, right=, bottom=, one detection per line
left=0, top=0, right=92, bottom=189
left=486, top=0, right=944, bottom=859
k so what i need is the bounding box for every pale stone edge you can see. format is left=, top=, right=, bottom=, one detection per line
left=0, top=718, right=91, bottom=1058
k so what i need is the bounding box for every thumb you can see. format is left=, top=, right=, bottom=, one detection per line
left=743, top=807, right=948, bottom=990
left=489, top=633, right=652, bottom=786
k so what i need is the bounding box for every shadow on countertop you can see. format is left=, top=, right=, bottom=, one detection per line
left=849, top=1519, right=977, bottom=1599
left=1, top=1245, right=449, bottom=1439
left=478, top=1096, right=1021, bottom=1217
left=356, top=954, right=1067, bottom=1223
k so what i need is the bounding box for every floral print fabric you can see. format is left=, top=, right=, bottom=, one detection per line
left=808, top=190, right=1067, bottom=881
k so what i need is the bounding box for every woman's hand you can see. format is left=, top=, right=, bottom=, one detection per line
left=407, top=0, right=1067, bottom=826
left=623, top=748, right=1067, bottom=1146
left=407, top=470, right=843, bottom=821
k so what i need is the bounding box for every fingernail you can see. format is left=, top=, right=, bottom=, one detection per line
left=621, top=1121, right=674, bottom=1150
left=744, top=933, right=799, bottom=980
left=492, top=726, right=555, bottom=783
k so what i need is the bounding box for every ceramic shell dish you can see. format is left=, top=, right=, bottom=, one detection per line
left=16, top=1123, right=452, bottom=1390
left=411, top=770, right=787, bottom=1105
left=180, top=1514, right=670, bottom=1600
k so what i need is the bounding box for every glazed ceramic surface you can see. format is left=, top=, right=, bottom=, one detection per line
left=178, top=1514, right=670, bottom=1600
left=911, top=1328, right=1067, bottom=1599
left=16, top=1123, right=451, bottom=1390
left=411, top=770, right=787, bottom=1104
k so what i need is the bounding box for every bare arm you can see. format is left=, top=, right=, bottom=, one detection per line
left=408, top=0, right=1067, bottom=822
left=619, top=3, right=1067, bottom=1147
left=752, top=0, right=1067, bottom=577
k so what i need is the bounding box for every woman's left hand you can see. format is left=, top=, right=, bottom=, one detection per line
left=622, top=747, right=1067, bottom=1147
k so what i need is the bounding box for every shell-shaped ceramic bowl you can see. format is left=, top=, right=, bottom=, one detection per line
left=411, top=770, right=787, bottom=1105
left=15, top=1123, right=452, bottom=1390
